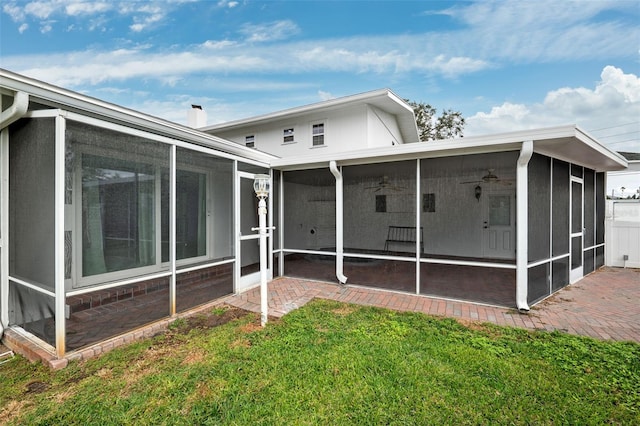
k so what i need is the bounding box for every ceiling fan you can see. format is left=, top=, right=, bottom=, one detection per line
left=366, top=175, right=406, bottom=192
left=460, top=169, right=513, bottom=185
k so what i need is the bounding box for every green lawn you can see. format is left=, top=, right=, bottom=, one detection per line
left=1, top=299, right=638, bottom=425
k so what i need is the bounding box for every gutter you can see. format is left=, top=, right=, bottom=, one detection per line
left=329, top=161, right=348, bottom=284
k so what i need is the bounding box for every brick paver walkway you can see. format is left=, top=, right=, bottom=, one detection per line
left=225, top=267, right=640, bottom=343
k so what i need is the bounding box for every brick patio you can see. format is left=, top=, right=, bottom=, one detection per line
left=3, top=266, right=638, bottom=370
left=225, top=266, right=640, bottom=343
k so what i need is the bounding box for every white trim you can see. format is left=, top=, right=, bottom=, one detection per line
left=271, top=125, right=627, bottom=173
left=420, top=257, right=516, bottom=270
left=0, top=127, right=9, bottom=328
left=55, top=113, right=66, bottom=358
left=516, top=140, right=534, bottom=312
left=7, top=276, right=55, bottom=298
left=415, top=159, right=421, bottom=294
left=65, top=271, right=172, bottom=297
left=176, top=258, right=235, bottom=275
left=569, top=175, right=584, bottom=283
left=1, top=69, right=275, bottom=164
left=169, top=145, right=176, bottom=315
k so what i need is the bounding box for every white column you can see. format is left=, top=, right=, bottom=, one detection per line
left=516, top=140, right=533, bottom=312
left=0, top=128, right=9, bottom=330
left=258, top=197, right=268, bottom=326
left=54, top=114, right=67, bottom=358
left=169, top=145, right=176, bottom=315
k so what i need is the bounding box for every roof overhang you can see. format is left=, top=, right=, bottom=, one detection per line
left=271, top=124, right=628, bottom=172
left=201, top=88, right=419, bottom=144
left=0, top=68, right=276, bottom=164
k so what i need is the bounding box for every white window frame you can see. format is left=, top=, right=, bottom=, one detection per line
left=311, top=122, right=325, bottom=147
left=72, top=144, right=215, bottom=288
left=245, top=135, right=255, bottom=148
left=282, top=127, right=295, bottom=144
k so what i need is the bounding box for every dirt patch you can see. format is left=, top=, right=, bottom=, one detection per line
left=25, top=381, right=50, bottom=394
left=180, top=305, right=250, bottom=331
left=331, top=305, right=357, bottom=317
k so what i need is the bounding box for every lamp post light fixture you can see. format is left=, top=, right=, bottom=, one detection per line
left=253, top=174, right=271, bottom=326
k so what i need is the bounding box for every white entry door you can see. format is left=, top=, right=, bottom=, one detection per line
left=237, top=172, right=271, bottom=291
left=482, top=191, right=516, bottom=259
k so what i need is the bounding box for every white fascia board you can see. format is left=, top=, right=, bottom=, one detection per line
left=270, top=124, right=628, bottom=172
left=0, top=69, right=276, bottom=164
left=202, top=88, right=412, bottom=132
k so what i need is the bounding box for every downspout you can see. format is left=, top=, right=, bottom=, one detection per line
left=0, top=91, right=29, bottom=129
left=516, top=140, right=534, bottom=312
left=1, top=91, right=29, bottom=339
left=329, top=161, right=348, bottom=284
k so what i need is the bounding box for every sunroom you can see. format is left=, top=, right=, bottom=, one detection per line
left=270, top=127, right=626, bottom=311
left=1, top=70, right=276, bottom=361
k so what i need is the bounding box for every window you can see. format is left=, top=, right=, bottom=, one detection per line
left=312, top=123, right=325, bottom=146
left=375, top=195, right=387, bottom=212
left=423, top=193, right=436, bottom=212
left=82, top=154, right=158, bottom=276
left=245, top=135, right=255, bottom=148
left=283, top=128, right=295, bottom=143
left=161, top=169, right=207, bottom=262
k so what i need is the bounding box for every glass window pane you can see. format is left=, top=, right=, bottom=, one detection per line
left=489, top=195, right=510, bottom=226
left=66, top=120, right=170, bottom=285
left=82, top=154, right=156, bottom=276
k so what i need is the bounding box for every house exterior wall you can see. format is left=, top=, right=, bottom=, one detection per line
left=208, top=103, right=406, bottom=157
left=366, top=106, right=403, bottom=148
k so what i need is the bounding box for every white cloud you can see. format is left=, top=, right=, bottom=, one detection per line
left=240, top=20, right=300, bottom=43
left=466, top=66, right=640, bottom=152
left=65, top=2, right=112, bottom=16
left=18, top=23, right=28, bottom=33
left=318, top=91, right=334, bottom=101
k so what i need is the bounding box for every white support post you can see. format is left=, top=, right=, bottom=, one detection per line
left=0, top=128, right=9, bottom=331
left=54, top=114, right=67, bottom=358
left=278, top=170, right=284, bottom=276
left=169, top=145, right=176, bottom=315
left=415, top=159, right=421, bottom=295
left=258, top=198, right=268, bottom=326
left=516, top=140, right=534, bottom=312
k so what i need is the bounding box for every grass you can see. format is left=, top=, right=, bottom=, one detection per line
left=1, top=299, right=638, bottom=425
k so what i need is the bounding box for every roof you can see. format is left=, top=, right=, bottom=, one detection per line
left=201, top=88, right=419, bottom=145
left=271, top=124, right=628, bottom=173
left=0, top=68, right=275, bottom=164
left=618, top=152, right=640, bottom=161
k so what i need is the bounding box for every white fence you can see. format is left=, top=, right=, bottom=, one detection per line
left=605, top=200, right=640, bottom=268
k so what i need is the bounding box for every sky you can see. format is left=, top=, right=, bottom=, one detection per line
left=1, top=0, right=639, bottom=194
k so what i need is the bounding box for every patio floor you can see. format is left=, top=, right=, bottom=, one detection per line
left=4, top=266, right=637, bottom=369
left=226, top=266, right=640, bottom=343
